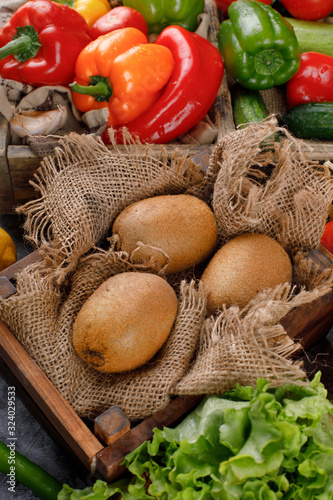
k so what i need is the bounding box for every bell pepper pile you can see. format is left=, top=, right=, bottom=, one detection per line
left=0, top=0, right=225, bottom=145
left=101, top=25, right=224, bottom=144
left=2, top=0, right=333, bottom=147
left=216, top=0, right=333, bottom=139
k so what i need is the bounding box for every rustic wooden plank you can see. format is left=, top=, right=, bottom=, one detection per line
left=298, top=141, right=333, bottom=162
left=0, top=249, right=42, bottom=282
left=280, top=248, right=333, bottom=350
left=6, top=143, right=213, bottom=210
left=7, top=145, right=41, bottom=208
left=95, top=395, right=203, bottom=482
left=94, top=406, right=131, bottom=446
left=0, top=357, right=89, bottom=476
left=0, top=276, right=17, bottom=298
left=0, top=319, right=104, bottom=472
left=0, top=114, right=14, bottom=213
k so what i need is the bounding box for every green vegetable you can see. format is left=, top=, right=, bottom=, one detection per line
left=2, top=374, right=332, bottom=499
left=218, top=0, right=300, bottom=90
left=231, top=83, right=270, bottom=128
left=61, top=372, right=333, bottom=499
left=281, top=102, right=333, bottom=140
left=231, top=83, right=279, bottom=149
left=286, top=17, right=333, bottom=58
left=0, top=440, right=62, bottom=500
left=122, top=0, right=205, bottom=35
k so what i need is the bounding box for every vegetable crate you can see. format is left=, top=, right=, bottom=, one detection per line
left=1, top=241, right=333, bottom=481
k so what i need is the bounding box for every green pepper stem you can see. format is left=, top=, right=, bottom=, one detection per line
left=0, top=26, right=41, bottom=63
left=70, top=75, right=113, bottom=102
left=0, top=440, right=62, bottom=500
left=52, top=0, right=75, bottom=6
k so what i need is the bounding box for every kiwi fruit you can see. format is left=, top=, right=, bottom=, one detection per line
left=72, top=271, right=178, bottom=373
left=201, top=233, right=293, bottom=313
left=112, top=194, right=218, bottom=274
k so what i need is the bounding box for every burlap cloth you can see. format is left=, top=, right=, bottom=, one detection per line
left=1, top=117, right=333, bottom=421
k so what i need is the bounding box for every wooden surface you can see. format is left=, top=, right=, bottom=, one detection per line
left=281, top=248, right=333, bottom=350
left=94, top=406, right=131, bottom=446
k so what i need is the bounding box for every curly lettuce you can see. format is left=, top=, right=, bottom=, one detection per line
left=59, top=372, right=333, bottom=499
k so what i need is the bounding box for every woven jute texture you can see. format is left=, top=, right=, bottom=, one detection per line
left=1, top=118, right=333, bottom=420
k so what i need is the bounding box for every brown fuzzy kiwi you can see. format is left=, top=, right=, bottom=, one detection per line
left=112, top=194, right=218, bottom=274
left=72, top=272, right=178, bottom=373
left=201, top=233, right=293, bottom=313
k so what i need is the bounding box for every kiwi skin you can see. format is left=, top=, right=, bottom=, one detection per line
left=72, top=272, right=178, bottom=373
left=112, top=194, right=218, bottom=274
left=201, top=233, right=293, bottom=313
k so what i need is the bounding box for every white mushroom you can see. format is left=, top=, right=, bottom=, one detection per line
left=10, top=105, right=68, bottom=138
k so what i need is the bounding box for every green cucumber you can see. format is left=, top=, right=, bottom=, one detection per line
left=231, top=83, right=270, bottom=129
left=231, top=83, right=279, bottom=148
left=286, top=17, right=333, bottom=57
left=281, top=102, right=333, bottom=140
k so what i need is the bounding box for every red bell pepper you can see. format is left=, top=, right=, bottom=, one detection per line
left=279, top=0, right=333, bottom=21
left=286, top=52, right=333, bottom=109
left=102, top=25, right=224, bottom=144
left=320, top=220, right=333, bottom=254
left=0, top=0, right=91, bottom=87
left=89, top=6, right=148, bottom=40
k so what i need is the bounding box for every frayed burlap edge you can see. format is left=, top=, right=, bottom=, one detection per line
left=173, top=274, right=333, bottom=396
left=0, top=244, right=207, bottom=420
left=200, top=117, right=333, bottom=256
left=16, top=132, right=205, bottom=284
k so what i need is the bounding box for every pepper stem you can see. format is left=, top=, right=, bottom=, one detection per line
left=52, top=0, right=75, bottom=6
left=0, top=26, right=41, bottom=62
left=69, top=75, right=113, bottom=102
left=255, top=49, right=284, bottom=76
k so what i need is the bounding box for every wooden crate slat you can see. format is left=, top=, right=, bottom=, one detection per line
left=0, top=319, right=104, bottom=472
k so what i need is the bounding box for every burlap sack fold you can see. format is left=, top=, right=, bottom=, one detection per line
left=1, top=118, right=333, bottom=421
left=174, top=278, right=332, bottom=396
left=200, top=117, right=333, bottom=254
left=0, top=243, right=207, bottom=420
left=17, top=133, right=204, bottom=283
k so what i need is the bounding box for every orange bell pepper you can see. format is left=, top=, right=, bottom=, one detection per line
left=73, top=0, right=111, bottom=28
left=70, top=27, right=175, bottom=126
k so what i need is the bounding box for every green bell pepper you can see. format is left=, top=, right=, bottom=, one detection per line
left=218, top=0, right=300, bottom=90
left=122, top=0, right=205, bottom=35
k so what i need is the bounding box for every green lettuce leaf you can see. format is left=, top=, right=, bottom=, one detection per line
left=58, top=373, right=333, bottom=499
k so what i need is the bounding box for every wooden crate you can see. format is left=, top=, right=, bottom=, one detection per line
left=1, top=245, right=333, bottom=481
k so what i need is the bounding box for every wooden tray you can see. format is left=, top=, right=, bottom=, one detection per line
left=1, top=243, right=333, bottom=481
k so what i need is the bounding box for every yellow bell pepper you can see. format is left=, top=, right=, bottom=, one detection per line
left=74, top=0, right=111, bottom=28
left=0, top=227, right=17, bottom=271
